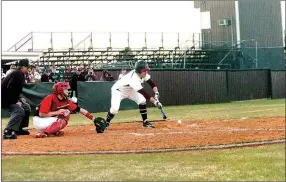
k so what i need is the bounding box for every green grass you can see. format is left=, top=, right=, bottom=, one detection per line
left=2, top=99, right=285, bottom=181
left=2, top=98, right=285, bottom=127
left=2, top=144, right=285, bottom=181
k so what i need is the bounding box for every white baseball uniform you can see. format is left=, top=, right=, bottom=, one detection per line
left=109, top=69, right=151, bottom=114
left=118, top=73, right=125, bottom=80
left=33, top=116, right=58, bottom=131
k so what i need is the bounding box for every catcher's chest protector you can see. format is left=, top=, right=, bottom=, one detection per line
left=34, top=94, right=70, bottom=116
left=50, top=94, right=70, bottom=111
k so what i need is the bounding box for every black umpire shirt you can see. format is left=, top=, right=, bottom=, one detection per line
left=71, top=73, right=86, bottom=91
left=1, top=68, right=26, bottom=108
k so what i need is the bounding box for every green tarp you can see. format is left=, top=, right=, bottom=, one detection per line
left=1, top=70, right=285, bottom=118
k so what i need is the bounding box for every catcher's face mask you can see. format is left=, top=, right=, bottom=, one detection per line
left=53, top=82, right=71, bottom=100
left=62, top=88, right=69, bottom=98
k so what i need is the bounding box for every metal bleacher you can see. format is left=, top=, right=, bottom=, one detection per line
left=3, top=32, right=233, bottom=70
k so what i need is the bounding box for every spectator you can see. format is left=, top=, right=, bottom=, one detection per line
left=100, top=70, right=115, bottom=81
left=48, top=72, right=55, bottom=82
left=27, top=68, right=34, bottom=83
left=85, top=71, right=98, bottom=81
left=34, top=69, right=41, bottom=82
left=6, top=64, right=17, bottom=76
left=1, top=68, right=5, bottom=81
left=64, top=66, right=73, bottom=82
left=40, top=72, right=49, bottom=82
left=41, top=71, right=55, bottom=82
left=25, top=67, right=32, bottom=83
left=27, top=67, right=41, bottom=83
left=70, top=67, right=86, bottom=97
left=2, top=59, right=32, bottom=139
left=50, top=69, right=58, bottom=82
left=118, top=69, right=127, bottom=80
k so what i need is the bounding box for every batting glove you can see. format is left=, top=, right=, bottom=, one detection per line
left=154, top=101, right=163, bottom=109
left=154, top=92, right=160, bottom=100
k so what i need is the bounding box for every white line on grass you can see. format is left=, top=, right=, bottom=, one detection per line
left=240, top=108, right=280, bottom=113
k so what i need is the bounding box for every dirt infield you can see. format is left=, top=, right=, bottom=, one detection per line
left=2, top=117, right=285, bottom=155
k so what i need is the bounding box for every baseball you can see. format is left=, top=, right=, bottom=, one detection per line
left=178, top=120, right=182, bottom=124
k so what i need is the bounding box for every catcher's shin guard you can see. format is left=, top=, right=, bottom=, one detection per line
left=42, top=118, right=68, bottom=135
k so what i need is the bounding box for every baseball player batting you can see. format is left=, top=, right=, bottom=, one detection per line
left=105, top=60, right=163, bottom=129
left=33, top=82, right=106, bottom=138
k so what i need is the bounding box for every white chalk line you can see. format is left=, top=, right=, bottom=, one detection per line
left=127, top=128, right=286, bottom=136
left=179, top=104, right=285, bottom=112
left=241, top=108, right=280, bottom=113
left=3, top=139, right=285, bottom=156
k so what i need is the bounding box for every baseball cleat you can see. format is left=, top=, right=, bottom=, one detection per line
left=52, top=130, right=64, bottom=136
left=105, top=122, right=110, bottom=130
left=143, top=121, right=155, bottom=128
left=3, top=129, right=17, bottom=140
left=16, top=130, right=30, bottom=136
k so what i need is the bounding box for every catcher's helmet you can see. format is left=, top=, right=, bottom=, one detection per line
left=135, top=60, right=150, bottom=73
left=53, top=82, right=70, bottom=95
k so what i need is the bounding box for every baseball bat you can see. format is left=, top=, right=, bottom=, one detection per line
left=160, top=107, right=167, bottom=120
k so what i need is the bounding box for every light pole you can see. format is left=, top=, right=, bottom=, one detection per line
left=183, top=40, right=190, bottom=69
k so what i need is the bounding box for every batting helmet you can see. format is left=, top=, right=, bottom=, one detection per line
left=135, top=60, right=150, bottom=73
left=53, top=82, right=70, bottom=95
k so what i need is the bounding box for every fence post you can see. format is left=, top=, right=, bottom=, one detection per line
left=226, top=69, right=230, bottom=101
left=268, top=69, right=272, bottom=99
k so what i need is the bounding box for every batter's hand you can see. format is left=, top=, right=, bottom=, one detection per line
left=154, top=92, right=160, bottom=100
left=154, top=101, right=162, bottom=109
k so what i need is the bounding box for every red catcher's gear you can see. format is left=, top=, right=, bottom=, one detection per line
left=42, top=117, right=68, bottom=135
left=53, top=82, right=70, bottom=99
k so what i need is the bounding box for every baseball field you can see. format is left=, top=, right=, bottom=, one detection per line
left=1, top=98, right=285, bottom=181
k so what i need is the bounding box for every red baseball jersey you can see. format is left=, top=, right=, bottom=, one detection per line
left=39, top=94, right=77, bottom=114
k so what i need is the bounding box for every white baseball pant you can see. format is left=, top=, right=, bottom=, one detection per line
left=109, top=88, right=146, bottom=114
left=33, top=116, right=58, bottom=131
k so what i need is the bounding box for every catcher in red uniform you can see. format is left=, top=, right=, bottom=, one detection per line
left=33, top=82, right=106, bottom=138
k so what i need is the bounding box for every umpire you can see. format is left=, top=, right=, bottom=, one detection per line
left=2, top=59, right=32, bottom=139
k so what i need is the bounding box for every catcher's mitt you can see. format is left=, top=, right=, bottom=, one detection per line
left=93, top=117, right=107, bottom=133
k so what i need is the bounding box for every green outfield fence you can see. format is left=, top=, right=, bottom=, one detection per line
left=1, top=69, right=285, bottom=117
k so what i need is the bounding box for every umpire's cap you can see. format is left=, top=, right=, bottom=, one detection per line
left=17, top=58, right=30, bottom=68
